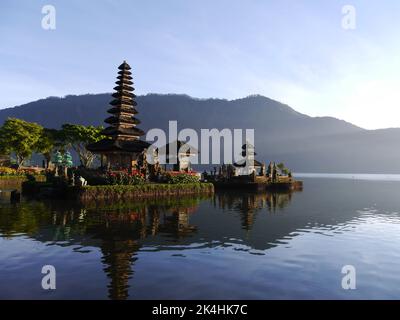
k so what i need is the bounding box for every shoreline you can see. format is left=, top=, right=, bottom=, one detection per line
left=294, top=173, right=400, bottom=182
left=21, top=181, right=215, bottom=202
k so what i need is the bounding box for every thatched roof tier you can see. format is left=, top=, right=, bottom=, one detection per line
left=109, top=98, right=137, bottom=107
left=107, top=106, right=138, bottom=114
left=117, top=74, right=132, bottom=80
left=102, top=126, right=145, bottom=137
left=112, top=91, right=135, bottom=99
left=118, top=61, right=132, bottom=70
left=87, top=139, right=150, bottom=153
left=115, top=79, right=133, bottom=86
left=116, top=77, right=132, bottom=83
left=117, top=70, right=132, bottom=76
left=104, top=116, right=141, bottom=125
left=113, top=85, right=133, bottom=92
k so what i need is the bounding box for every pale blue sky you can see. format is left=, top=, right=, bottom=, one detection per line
left=1, top=0, right=400, bottom=129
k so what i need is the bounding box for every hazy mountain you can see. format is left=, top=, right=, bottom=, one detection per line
left=1, top=93, right=400, bottom=173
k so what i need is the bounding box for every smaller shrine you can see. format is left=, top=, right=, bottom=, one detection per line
left=233, top=143, right=264, bottom=176
left=159, top=140, right=198, bottom=172
left=206, top=143, right=301, bottom=191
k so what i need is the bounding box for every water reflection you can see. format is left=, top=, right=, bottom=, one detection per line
left=215, top=191, right=295, bottom=230
left=11, top=179, right=400, bottom=300
left=3, top=178, right=400, bottom=299
left=0, top=190, right=301, bottom=299
left=0, top=197, right=202, bottom=299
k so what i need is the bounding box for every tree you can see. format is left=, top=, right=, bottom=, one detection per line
left=60, top=124, right=105, bottom=168
left=52, top=150, right=63, bottom=176
left=277, top=162, right=290, bottom=175
left=0, top=154, right=11, bottom=166
left=277, top=162, right=285, bottom=171
left=36, top=128, right=58, bottom=168
left=63, top=151, right=73, bottom=168
left=0, top=118, right=43, bottom=169
left=63, top=151, right=73, bottom=177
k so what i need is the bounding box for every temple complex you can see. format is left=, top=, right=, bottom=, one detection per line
left=87, top=61, right=151, bottom=171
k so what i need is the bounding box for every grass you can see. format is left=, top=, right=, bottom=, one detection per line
left=0, top=175, right=46, bottom=180
left=77, top=183, right=214, bottom=201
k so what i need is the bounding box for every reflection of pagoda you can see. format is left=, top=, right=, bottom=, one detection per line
left=148, top=206, right=161, bottom=236
left=101, top=239, right=139, bottom=300
left=158, top=207, right=197, bottom=239
left=15, top=199, right=201, bottom=300
left=96, top=209, right=147, bottom=300
left=97, top=204, right=198, bottom=298
left=239, top=196, right=257, bottom=231
left=93, top=204, right=198, bottom=298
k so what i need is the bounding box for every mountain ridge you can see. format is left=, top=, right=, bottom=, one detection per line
left=1, top=93, right=399, bottom=173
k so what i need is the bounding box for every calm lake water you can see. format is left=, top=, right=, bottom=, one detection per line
left=1, top=176, right=400, bottom=299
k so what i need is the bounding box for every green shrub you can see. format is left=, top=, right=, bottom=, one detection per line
left=162, top=172, right=200, bottom=184
left=105, top=170, right=145, bottom=185
left=77, top=183, right=214, bottom=201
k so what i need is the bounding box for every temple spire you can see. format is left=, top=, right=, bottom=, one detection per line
left=102, top=61, right=144, bottom=140
left=86, top=61, right=151, bottom=171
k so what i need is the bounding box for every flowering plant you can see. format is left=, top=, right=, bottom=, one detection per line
left=162, top=171, right=200, bottom=184
left=106, top=170, right=145, bottom=185
left=167, top=170, right=198, bottom=176
left=0, top=166, right=43, bottom=176
left=0, top=166, right=17, bottom=175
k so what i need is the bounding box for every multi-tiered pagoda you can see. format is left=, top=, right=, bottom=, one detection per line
left=87, top=61, right=150, bottom=170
